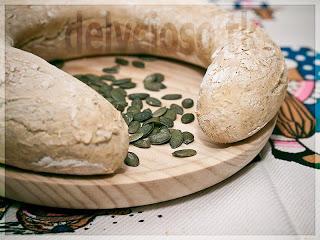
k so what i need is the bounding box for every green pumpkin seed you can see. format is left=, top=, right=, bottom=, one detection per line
left=100, top=75, right=116, bottom=81
left=129, top=132, right=144, bottom=143
left=126, top=106, right=141, bottom=115
left=131, top=99, right=143, bottom=110
left=128, top=93, right=150, bottom=100
left=182, top=131, right=195, bottom=144
left=115, top=57, right=129, bottom=66
left=182, top=98, right=194, bottom=108
left=181, top=113, right=195, bottom=124
left=76, top=74, right=102, bottom=86
left=137, top=123, right=154, bottom=138
left=128, top=121, right=141, bottom=134
left=146, top=97, right=162, bottom=107
left=144, top=82, right=163, bottom=91
left=159, top=116, right=174, bottom=128
left=153, top=107, right=167, bottom=117
left=133, top=138, right=151, bottom=148
left=172, top=149, right=197, bottom=158
left=112, top=78, right=131, bottom=85
left=122, top=112, right=134, bottom=125
left=170, top=103, right=184, bottom=115
left=149, top=128, right=171, bottom=145
left=149, top=126, right=161, bottom=136
left=50, top=59, right=64, bottom=69
left=163, top=109, right=177, bottom=121
left=133, top=110, right=152, bottom=122
left=162, top=94, right=182, bottom=100
left=132, top=60, right=145, bottom=68
left=112, top=101, right=127, bottom=112
left=119, top=82, right=136, bottom=89
left=143, top=73, right=165, bottom=91
left=146, top=73, right=164, bottom=82
left=111, top=88, right=126, bottom=102
left=117, top=87, right=127, bottom=96
left=103, top=65, right=119, bottom=74
left=143, top=117, right=160, bottom=125
left=169, top=129, right=184, bottom=149
left=144, top=108, right=152, bottom=114
left=124, top=152, right=139, bottom=167
left=98, top=85, right=113, bottom=96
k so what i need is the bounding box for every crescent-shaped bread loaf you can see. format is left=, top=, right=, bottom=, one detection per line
left=4, top=5, right=287, bottom=175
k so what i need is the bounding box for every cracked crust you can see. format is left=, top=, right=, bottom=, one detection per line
left=4, top=5, right=287, bottom=175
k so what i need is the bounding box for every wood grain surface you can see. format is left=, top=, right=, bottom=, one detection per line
left=0, top=56, right=276, bottom=209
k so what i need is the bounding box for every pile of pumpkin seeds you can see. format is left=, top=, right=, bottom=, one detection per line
left=72, top=56, right=197, bottom=167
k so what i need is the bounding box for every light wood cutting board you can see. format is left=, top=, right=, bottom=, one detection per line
left=0, top=56, right=276, bottom=209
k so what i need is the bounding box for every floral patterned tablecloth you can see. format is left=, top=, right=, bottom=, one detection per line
left=0, top=0, right=318, bottom=236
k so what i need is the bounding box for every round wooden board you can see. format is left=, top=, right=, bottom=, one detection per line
left=0, top=56, right=276, bottom=209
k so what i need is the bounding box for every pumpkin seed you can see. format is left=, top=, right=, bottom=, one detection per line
left=146, top=73, right=165, bottom=82
left=163, top=109, right=177, bottom=121
left=98, top=87, right=112, bottom=98
left=149, top=126, right=161, bottom=136
left=128, top=93, right=150, bottom=100
left=169, top=129, right=184, bottom=149
left=115, top=57, right=129, bottom=66
left=181, top=113, right=195, bottom=124
left=50, top=59, right=64, bottom=69
left=131, top=99, right=143, bottom=110
left=159, top=116, right=174, bottom=128
left=132, top=60, right=145, bottom=68
left=182, top=131, right=194, bottom=144
left=146, top=97, right=162, bottom=107
left=126, top=106, right=141, bottom=115
left=75, top=74, right=102, bottom=86
left=182, top=98, right=194, bottom=108
left=111, top=88, right=126, bottom=102
left=122, top=112, right=134, bottom=125
left=170, top=103, right=184, bottom=115
left=143, top=117, right=160, bottom=125
left=112, top=101, right=127, bottom=112
left=124, top=152, right=139, bottom=167
left=143, top=73, right=165, bottom=91
left=144, top=82, right=163, bottom=91
left=129, top=132, right=144, bottom=143
left=162, top=94, right=182, bottom=100
left=133, top=109, right=152, bottom=122
left=128, top=121, right=141, bottom=134
left=116, top=88, right=127, bottom=96
left=153, top=107, right=167, bottom=117
left=172, top=149, right=197, bottom=158
left=112, top=78, right=131, bottom=85
left=133, top=138, right=151, bottom=148
left=103, top=65, right=119, bottom=74
left=119, top=82, right=136, bottom=89
left=100, top=75, right=116, bottom=81
left=149, top=128, right=171, bottom=145
left=144, top=108, right=152, bottom=114
left=137, top=123, right=154, bottom=137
